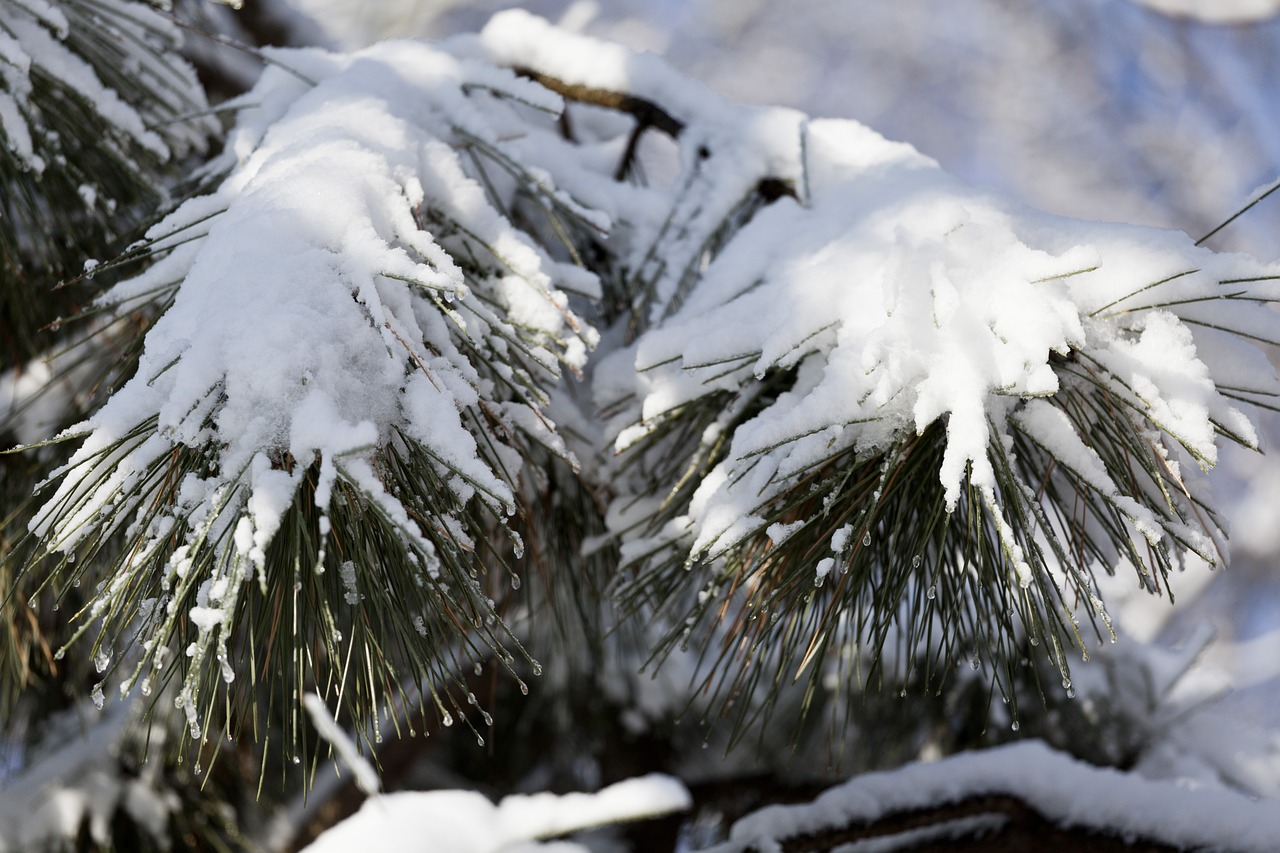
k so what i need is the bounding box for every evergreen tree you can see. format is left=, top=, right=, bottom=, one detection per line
left=3, top=3, right=1279, bottom=851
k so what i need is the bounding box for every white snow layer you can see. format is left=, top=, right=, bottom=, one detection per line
left=300, top=774, right=691, bottom=853
left=711, top=740, right=1280, bottom=852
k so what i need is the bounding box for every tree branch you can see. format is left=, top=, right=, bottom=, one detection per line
left=512, top=68, right=686, bottom=139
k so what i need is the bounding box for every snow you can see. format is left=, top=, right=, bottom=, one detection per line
left=21, top=7, right=1270, bottom=748
left=10, top=6, right=1280, bottom=850
left=300, top=774, right=690, bottom=853
left=601, top=103, right=1280, bottom=567
left=711, top=740, right=1280, bottom=852
left=0, top=0, right=211, bottom=174
left=28, top=33, right=599, bottom=727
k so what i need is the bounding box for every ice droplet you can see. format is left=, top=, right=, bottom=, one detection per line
left=1066, top=687, right=1076, bottom=699
left=90, top=683, right=105, bottom=709
left=475, top=734, right=485, bottom=746
left=193, top=763, right=203, bottom=776
left=474, top=662, right=483, bottom=676
left=912, top=554, right=921, bottom=569
left=518, top=680, right=529, bottom=696
left=481, top=711, right=492, bottom=726
left=1011, top=721, right=1020, bottom=732
left=927, top=585, right=936, bottom=600
left=531, top=661, right=543, bottom=676
left=292, top=755, right=301, bottom=765
left=862, top=532, right=871, bottom=547
left=970, top=656, right=980, bottom=671
left=467, top=692, right=477, bottom=706
left=900, top=689, right=907, bottom=698
left=94, top=648, right=111, bottom=673
left=510, top=575, right=521, bottom=590
left=441, top=713, right=454, bottom=727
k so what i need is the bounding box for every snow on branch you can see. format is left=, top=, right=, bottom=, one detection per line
left=24, top=36, right=600, bottom=742
left=516, top=20, right=1280, bottom=711
left=713, top=740, right=1280, bottom=852
left=14, top=9, right=1280, bottom=756
left=0, top=0, right=216, bottom=358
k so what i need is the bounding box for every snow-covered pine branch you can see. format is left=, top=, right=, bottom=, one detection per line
left=0, top=0, right=215, bottom=361
left=22, top=36, right=601, bottom=745
left=11, top=9, right=1280, bottom=762
left=480, top=16, right=1280, bottom=717
left=599, top=104, right=1280, bottom=716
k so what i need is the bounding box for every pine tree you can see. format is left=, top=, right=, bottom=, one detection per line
left=3, top=4, right=1280, bottom=851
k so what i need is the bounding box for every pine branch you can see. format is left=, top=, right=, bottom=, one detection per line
left=9, top=41, right=602, bottom=770
left=0, top=0, right=217, bottom=365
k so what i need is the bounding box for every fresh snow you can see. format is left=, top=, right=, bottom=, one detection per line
left=0, top=0, right=211, bottom=173
left=22, top=6, right=1280, bottom=747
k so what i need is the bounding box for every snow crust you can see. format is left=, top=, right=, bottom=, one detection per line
left=713, top=740, right=1280, bottom=852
